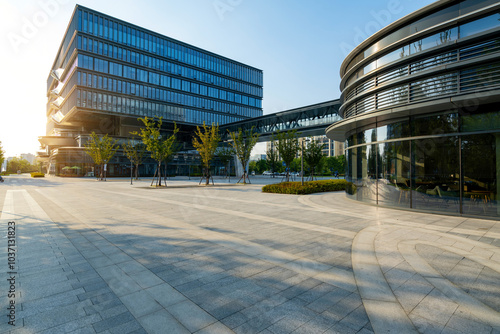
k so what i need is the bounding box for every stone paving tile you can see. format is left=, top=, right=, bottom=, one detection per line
left=138, top=309, right=190, bottom=334
left=91, top=311, right=136, bottom=333
left=2, top=178, right=500, bottom=333
left=167, top=300, right=217, bottom=332
left=18, top=288, right=85, bottom=318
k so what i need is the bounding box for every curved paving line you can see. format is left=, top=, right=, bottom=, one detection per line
left=352, top=226, right=419, bottom=333
left=354, top=223, right=500, bottom=333
left=398, top=238, right=500, bottom=328
left=300, top=193, right=500, bottom=241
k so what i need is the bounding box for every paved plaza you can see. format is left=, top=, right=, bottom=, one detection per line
left=1, top=174, right=500, bottom=334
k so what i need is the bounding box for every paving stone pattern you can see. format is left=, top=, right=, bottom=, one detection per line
left=0, top=175, right=500, bottom=333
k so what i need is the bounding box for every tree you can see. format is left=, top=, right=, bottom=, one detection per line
left=290, top=158, right=302, bottom=174
left=0, top=141, right=4, bottom=172
left=304, top=139, right=325, bottom=180
left=228, top=127, right=259, bottom=184
left=266, top=142, right=279, bottom=177
left=255, top=159, right=268, bottom=174
left=326, top=155, right=346, bottom=176
left=132, top=117, right=178, bottom=187
left=84, top=132, right=119, bottom=181
left=274, top=130, right=299, bottom=182
left=6, top=157, right=36, bottom=174
left=192, top=122, right=220, bottom=185
left=122, top=140, right=147, bottom=180
left=217, top=146, right=233, bottom=178
left=248, top=161, right=257, bottom=174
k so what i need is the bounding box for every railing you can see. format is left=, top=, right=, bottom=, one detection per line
left=342, top=38, right=500, bottom=115
left=342, top=38, right=500, bottom=118
left=343, top=61, right=499, bottom=118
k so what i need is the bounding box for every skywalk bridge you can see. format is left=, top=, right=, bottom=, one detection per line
left=220, top=99, right=342, bottom=141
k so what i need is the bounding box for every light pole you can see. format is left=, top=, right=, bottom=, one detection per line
left=301, top=138, right=310, bottom=185
left=301, top=140, right=304, bottom=185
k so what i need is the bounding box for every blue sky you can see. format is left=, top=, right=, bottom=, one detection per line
left=0, top=0, right=435, bottom=157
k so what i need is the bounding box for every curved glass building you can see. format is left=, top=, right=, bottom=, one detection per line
left=326, top=0, right=500, bottom=218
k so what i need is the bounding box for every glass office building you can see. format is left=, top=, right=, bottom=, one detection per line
left=39, top=5, right=263, bottom=176
left=326, top=0, right=500, bottom=218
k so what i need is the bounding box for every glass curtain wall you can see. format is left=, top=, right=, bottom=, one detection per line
left=344, top=113, right=500, bottom=218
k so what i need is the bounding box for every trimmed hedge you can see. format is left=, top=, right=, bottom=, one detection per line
left=262, top=179, right=349, bottom=195
left=30, top=172, right=45, bottom=178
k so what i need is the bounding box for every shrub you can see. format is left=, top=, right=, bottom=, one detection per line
left=30, top=172, right=45, bottom=178
left=262, top=179, right=349, bottom=195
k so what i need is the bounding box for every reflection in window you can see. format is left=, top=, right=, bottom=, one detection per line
left=462, top=134, right=499, bottom=217
left=377, top=121, right=411, bottom=141
left=410, top=28, right=458, bottom=54
left=460, top=12, right=500, bottom=39
left=377, top=46, right=410, bottom=68
left=357, top=128, right=376, bottom=144
left=461, top=110, right=500, bottom=132
left=346, top=148, right=356, bottom=200
left=378, top=141, right=411, bottom=208
left=412, top=136, right=460, bottom=214
left=413, top=113, right=458, bottom=136
left=356, top=144, right=377, bottom=204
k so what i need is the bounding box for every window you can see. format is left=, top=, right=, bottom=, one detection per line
left=460, top=12, right=500, bottom=39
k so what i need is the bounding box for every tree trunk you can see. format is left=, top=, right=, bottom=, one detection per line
left=135, top=163, right=139, bottom=180
left=158, top=162, right=162, bottom=186
left=242, top=160, right=247, bottom=184
left=205, top=166, right=210, bottom=185
left=100, top=163, right=104, bottom=181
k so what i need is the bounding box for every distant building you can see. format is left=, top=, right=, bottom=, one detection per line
left=20, top=153, right=36, bottom=165
left=308, top=136, right=344, bottom=157
left=39, top=5, right=263, bottom=176
left=250, top=154, right=266, bottom=161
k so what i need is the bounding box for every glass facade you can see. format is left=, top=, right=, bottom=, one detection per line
left=342, top=0, right=499, bottom=76
left=344, top=110, right=500, bottom=218
left=42, top=5, right=263, bottom=176
left=47, top=5, right=262, bottom=128
left=331, top=0, right=500, bottom=219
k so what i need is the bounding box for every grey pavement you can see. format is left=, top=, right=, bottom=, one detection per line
left=0, top=174, right=499, bottom=333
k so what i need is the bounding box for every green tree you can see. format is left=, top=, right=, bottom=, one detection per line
left=6, top=157, right=36, bottom=174
left=290, top=158, right=302, bottom=173
left=84, top=132, right=119, bottom=181
left=255, top=159, right=268, bottom=174
left=132, top=117, right=178, bottom=187
left=304, top=139, right=325, bottom=180
left=228, top=127, right=259, bottom=184
left=192, top=122, right=221, bottom=185
left=217, top=146, right=233, bottom=177
left=326, top=155, right=346, bottom=176
left=274, top=130, right=299, bottom=182
left=336, top=155, right=346, bottom=175
left=266, top=142, right=279, bottom=177
left=248, top=161, right=257, bottom=174
left=122, top=140, right=147, bottom=180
